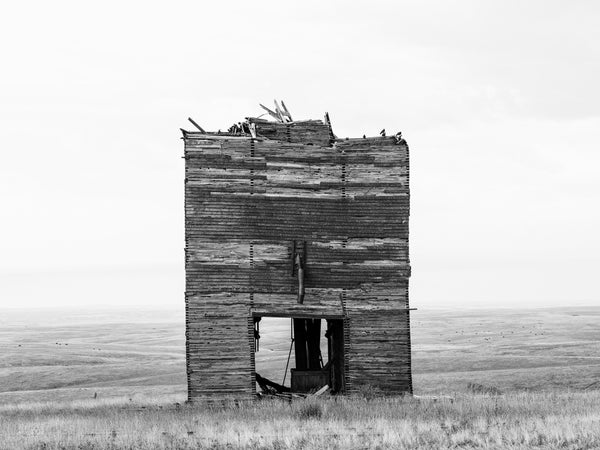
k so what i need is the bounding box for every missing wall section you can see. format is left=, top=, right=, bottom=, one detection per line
left=253, top=316, right=345, bottom=395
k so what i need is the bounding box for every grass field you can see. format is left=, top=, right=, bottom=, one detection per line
left=1, top=306, right=599, bottom=448
left=1, top=391, right=599, bottom=449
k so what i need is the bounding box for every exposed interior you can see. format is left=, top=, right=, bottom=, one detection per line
left=253, top=316, right=345, bottom=394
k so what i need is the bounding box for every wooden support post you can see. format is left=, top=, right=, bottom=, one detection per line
left=293, top=319, right=322, bottom=371
left=293, top=319, right=308, bottom=370
left=327, top=320, right=345, bottom=393
left=306, top=319, right=321, bottom=369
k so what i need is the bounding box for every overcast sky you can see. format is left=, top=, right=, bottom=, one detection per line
left=1, top=0, right=599, bottom=309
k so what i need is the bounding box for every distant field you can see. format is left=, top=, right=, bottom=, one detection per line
left=0, top=308, right=186, bottom=405
left=1, top=306, right=599, bottom=404
left=412, top=307, right=600, bottom=394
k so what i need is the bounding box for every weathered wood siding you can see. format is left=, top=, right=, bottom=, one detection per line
left=184, top=119, right=411, bottom=400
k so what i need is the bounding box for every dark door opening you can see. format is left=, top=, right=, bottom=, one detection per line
left=253, top=316, right=345, bottom=394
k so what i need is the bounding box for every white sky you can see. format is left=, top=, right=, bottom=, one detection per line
left=1, top=0, right=599, bottom=308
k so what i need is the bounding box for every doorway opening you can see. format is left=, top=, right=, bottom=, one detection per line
left=252, top=316, right=345, bottom=394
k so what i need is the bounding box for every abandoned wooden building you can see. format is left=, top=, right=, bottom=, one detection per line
left=182, top=102, right=412, bottom=400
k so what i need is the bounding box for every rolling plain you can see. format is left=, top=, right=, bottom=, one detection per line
left=1, top=306, right=599, bottom=449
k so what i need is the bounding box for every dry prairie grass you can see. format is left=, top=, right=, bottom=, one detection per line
left=1, top=390, right=599, bottom=449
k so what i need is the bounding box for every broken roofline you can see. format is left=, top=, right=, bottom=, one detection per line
left=181, top=100, right=335, bottom=139
left=181, top=102, right=406, bottom=145
left=180, top=115, right=332, bottom=139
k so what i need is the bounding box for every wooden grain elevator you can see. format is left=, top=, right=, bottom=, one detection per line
left=182, top=103, right=412, bottom=400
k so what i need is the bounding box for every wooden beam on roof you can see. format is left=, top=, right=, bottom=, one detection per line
left=324, top=112, right=337, bottom=141
left=274, top=100, right=290, bottom=123
left=259, top=103, right=283, bottom=122
left=273, top=100, right=284, bottom=122
left=280, top=101, right=293, bottom=122
left=188, top=117, right=206, bottom=133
